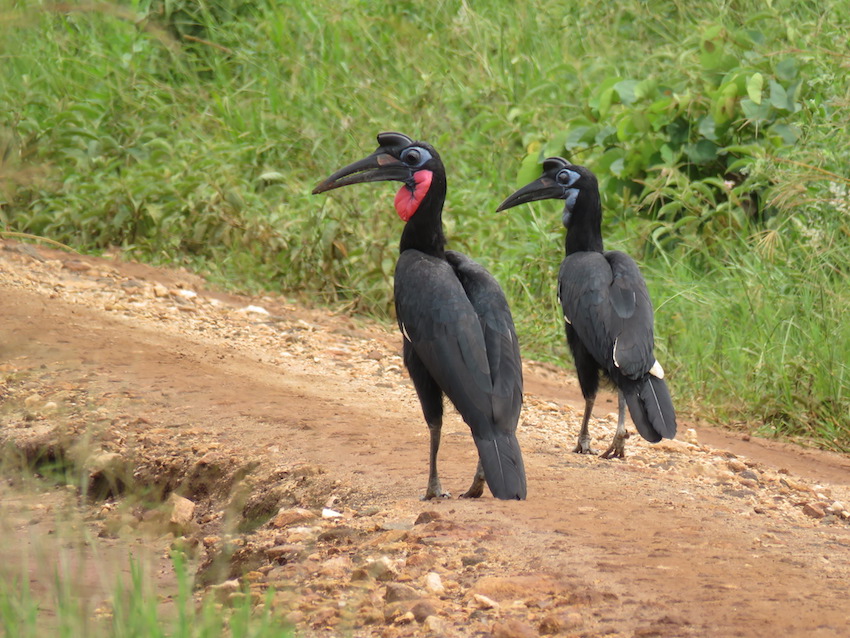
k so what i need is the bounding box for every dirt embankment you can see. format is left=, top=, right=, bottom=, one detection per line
left=2, top=241, right=850, bottom=637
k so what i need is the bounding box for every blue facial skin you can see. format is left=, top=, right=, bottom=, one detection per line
left=559, top=169, right=581, bottom=228
left=400, top=146, right=433, bottom=168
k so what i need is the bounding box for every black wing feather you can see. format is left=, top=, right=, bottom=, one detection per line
left=395, top=250, right=526, bottom=499
left=559, top=250, right=676, bottom=442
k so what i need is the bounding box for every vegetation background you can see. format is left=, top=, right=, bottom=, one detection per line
left=2, top=0, right=849, bottom=452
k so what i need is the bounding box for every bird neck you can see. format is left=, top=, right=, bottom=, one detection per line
left=564, top=190, right=604, bottom=256
left=399, top=169, right=448, bottom=257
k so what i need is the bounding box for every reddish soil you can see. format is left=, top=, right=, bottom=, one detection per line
left=2, top=240, right=849, bottom=637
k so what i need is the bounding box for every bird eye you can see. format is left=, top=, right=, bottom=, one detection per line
left=557, top=169, right=580, bottom=186
left=402, top=148, right=421, bottom=165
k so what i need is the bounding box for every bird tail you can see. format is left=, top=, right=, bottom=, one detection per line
left=472, top=432, right=527, bottom=500
left=624, top=375, right=677, bottom=443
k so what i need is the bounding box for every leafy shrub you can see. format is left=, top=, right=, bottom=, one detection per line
left=517, top=24, right=805, bottom=249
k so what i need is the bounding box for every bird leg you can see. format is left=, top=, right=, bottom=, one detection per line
left=601, top=392, right=630, bottom=459
left=459, top=459, right=486, bottom=499
left=422, top=420, right=451, bottom=500
left=573, top=397, right=597, bottom=454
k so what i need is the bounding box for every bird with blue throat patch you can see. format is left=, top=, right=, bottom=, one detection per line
left=497, top=158, right=676, bottom=458
left=313, top=132, right=527, bottom=500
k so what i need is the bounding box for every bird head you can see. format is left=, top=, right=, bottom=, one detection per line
left=312, top=132, right=443, bottom=222
left=496, top=157, right=598, bottom=228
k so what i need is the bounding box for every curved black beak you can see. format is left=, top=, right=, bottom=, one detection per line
left=312, top=151, right=410, bottom=194
left=496, top=176, right=564, bottom=212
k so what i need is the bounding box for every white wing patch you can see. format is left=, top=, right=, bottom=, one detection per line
left=563, top=314, right=571, bottom=325
left=649, top=360, right=665, bottom=379
left=401, top=322, right=412, bottom=342
left=612, top=337, right=620, bottom=368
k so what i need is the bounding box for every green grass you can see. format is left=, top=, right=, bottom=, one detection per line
left=0, top=551, right=290, bottom=638
left=2, top=0, right=850, bottom=449
left=0, top=474, right=291, bottom=638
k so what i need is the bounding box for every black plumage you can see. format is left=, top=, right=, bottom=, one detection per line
left=498, top=158, right=676, bottom=457
left=313, top=132, right=526, bottom=499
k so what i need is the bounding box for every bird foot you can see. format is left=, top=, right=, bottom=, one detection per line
left=572, top=437, right=597, bottom=455
left=600, top=432, right=629, bottom=459
left=459, top=478, right=485, bottom=499
left=421, top=480, right=451, bottom=500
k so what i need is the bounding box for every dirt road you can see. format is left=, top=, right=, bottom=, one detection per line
left=2, top=240, right=850, bottom=637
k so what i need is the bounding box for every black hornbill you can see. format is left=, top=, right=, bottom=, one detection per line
left=312, top=132, right=526, bottom=500
left=497, top=158, right=676, bottom=458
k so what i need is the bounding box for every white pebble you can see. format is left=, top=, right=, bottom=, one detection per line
left=425, top=572, right=445, bottom=595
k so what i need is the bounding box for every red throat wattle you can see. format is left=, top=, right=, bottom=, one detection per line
left=394, top=170, right=433, bottom=222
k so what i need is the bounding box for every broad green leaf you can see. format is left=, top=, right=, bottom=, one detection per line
left=769, top=80, right=790, bottom=111
left=740, top=98, right=770, bottom=120
left=614, top=79, right=640, bottom=105
left=698, top=115, right=717, bottom=141
left=543, top=131, right=569, bottom=157
left=516, top=150, right=543, bottom=189
left=746, top=73, right=764, bottom=104
left=633, top=78, right=658, bottom=101
left=616, top=116, right=636, bottom=142
left=564, top=125, right=596, bottom=151
left=598, top=87, right=616, bottom=119
left=594, top=125, right=617, bottom=146
left=769, top=123, right=801, bottom=145
left=609, top=157, right=626, bottom=177
left=686, top=139, right=718, bottom=164
left=775, top=57, right=798, bottom=81
left=632, top=111, right=651, bottom=133
left=596, top=148, right=625, bottom=175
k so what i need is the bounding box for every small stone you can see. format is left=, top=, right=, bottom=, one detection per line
left=353, top=556, right=396, bottom=582
left=266, top=544, right=305, bottom=562
left=411, top=600, right=438, bottom=623
left=240, top=304, right=269, bottom=315
left=462, top=554, right=486, bottom=566
left=829, top=501, right=845, bottom=514
left=322, top=508, right=342, bottom=519
left=169, top=493, right=196, bottom=532
left=424, top=572, right=445, bottom=595
left=802, top=502, right=826, bottom=519
left=42, top=401, right=59, bottom=413
left=415, top=510, right=441, bottom=525
left=684, top=428, right=699, bottom=445
left=357, top=605, right=383, bottom=625
left=365, top=349, right=384, bottom=361
left=395, top=611, right=415, bottom=625
left=780, top=477, right=810, bottom=493
left=318, top=555, right=352, bottom=578
left=271, top=507, right=316, bottom=529
left=539, top=615, right=561, bottom=635
left=472, top=593, right=499, bottom=609
left=423, top=615, right=447, bottom=633
left=152, top=283, right=169, bottom=297
left=24, top=394, right=42, bottom=407
left=727, top=459, right=747, bottom=473
left=385, top=583, right=421, bottom=603
left=492, top=619, right=538, bottom=638
left=63, top=259, right=93, bottom=272
left=540, top=612, right=583, bottom=634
